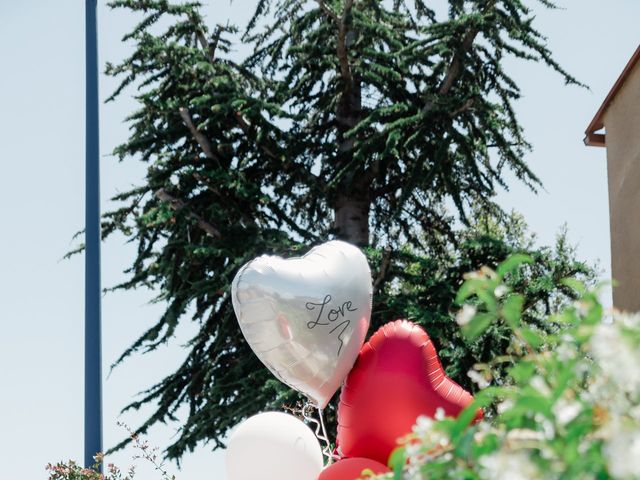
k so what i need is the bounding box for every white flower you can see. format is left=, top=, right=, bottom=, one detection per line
left=590, top=322, right=640, bottom=395
left=556, top=342, right=576, bottom=362
left=494, top=285, right=509, bottom=298
left=575, top=300, right=590, bottom=317
left=481, top=266, right=497, bottom=279
left=629, top=405, right=640, bottom=422
left=456, top=304, right=477, bottom=326
left=604, top=423, right=640, bottom=478
left=465, top=270, right=483, bottom=280
left=474, top=422, right=493, bottom=443
left=497, top=398, right=514, bottom=414
left=553, top=399, right=581, bottom=426
left=467, top=368, right=490, bottom=389
left=530, top=376, right=551, bottom=396
left=506, top=428, right=544, bottom=442
left=480, top=450, right=541, bottom=480
left=404, top=441, right=422, bottom=459
left=413, top=415, right=434, bottom=436
left=405, top=464, right=421, bottom=480
left=412, top=415, right=449, bottom=449
left=620, top=311, right=640, bottom=328
left=534, top=414, right=555, bottom=440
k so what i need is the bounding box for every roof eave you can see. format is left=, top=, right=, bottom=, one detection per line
left=584, top=131, right=606, bottom=148
left=585, top=45, right=640, bottom=149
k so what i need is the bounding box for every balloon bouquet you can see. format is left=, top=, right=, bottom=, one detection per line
left=227, top=241, right=480, bottom=480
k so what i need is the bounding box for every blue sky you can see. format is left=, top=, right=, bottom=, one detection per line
left=1, top=1, right=638, bottom=479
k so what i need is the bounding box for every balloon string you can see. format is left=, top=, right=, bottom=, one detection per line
left=302, top=403, right=338, bottom=464
left=318, top=408, right=336, bottom=462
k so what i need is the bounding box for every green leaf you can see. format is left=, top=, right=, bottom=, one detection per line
left=463, top=312, right=495, bottom=341
left=502, top=294, right=524, bottom=328
left=472, top=431, right=500, bottom=457
left=474, top=386, right=514, bottom=405
left=450, top=402, right=482, bottom=441
left=496, top=254, right=533, bottom=277
left=561, top=277, right=586, bottom=295
left=509, top=362, right=536, bottom=383
left=455, top=278, right=484, bottom=305
left=476, top=286, right=499, bottom=314
left=551, top=360, right=578, bottom=400
left=453, top=429, right=475, bottom=458
left=388, top=446, right=406, bottom=479
left=514, top=394, right=553, bottom=417
left=520, top=327, right=544, bottom=348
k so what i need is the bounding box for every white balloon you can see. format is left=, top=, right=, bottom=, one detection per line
left=226, top=412, right=324, bottom=480
left=232, top=240, right=373, bottom=408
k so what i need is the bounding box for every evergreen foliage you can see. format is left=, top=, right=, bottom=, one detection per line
left=97, top=0, right=589, bottom=459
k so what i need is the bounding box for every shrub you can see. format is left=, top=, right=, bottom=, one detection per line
left=385, top=256, right=634, bottom=479
left=47, top=424, right=175, bottom=480
left=46, top=454, right=134, bottom=480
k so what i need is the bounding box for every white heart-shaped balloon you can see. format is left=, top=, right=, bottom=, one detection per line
left=232, top=240, right=372, bottom=408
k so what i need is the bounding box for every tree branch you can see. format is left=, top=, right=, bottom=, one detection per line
left=186, top=16, right=282, bottom=164
left=179, top=107, right=222, bottom=164
left=265, top=202, right=318, bottom=241
left=155, top=188, right=222, bottom=239
left=315, top=0, right=353, bottom=84
left=373, top=250, right=392, bottom=292
left=233, top=112, right=280, bottom=161
left=450, top=97, right=476, bottom=118
left=192, top=172, right=255, bottom=227
left=190, top=14, right=224, bottom=64
left=438, top=27, right=480, bottom=96
left=315, top=0, right=339, bottom=23
left=422, top=1, right=496, bottom=115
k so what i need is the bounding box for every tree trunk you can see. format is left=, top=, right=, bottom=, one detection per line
left=333, top=27, right=369, bottom=246
left=335, top=194, right=369, bottom=246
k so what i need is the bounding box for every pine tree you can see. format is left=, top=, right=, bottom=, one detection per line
left=98, top=0, right=590, bottom=459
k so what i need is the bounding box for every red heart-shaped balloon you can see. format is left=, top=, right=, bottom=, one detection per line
left=317, top=457, right=390, bottom=480
left=337, top=319, right=481, bottom=464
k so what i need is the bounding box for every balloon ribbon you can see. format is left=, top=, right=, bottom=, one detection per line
left=302, top=403, right=338, bottom=464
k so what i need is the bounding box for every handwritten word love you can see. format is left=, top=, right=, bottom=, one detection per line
left=305, top=294, right=358, bottom=356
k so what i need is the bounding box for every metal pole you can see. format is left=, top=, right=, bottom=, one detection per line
left=84, top=0, right=103, bottom=470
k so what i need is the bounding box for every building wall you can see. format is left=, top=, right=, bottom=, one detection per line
left=604, top=61, right=640, bottom=311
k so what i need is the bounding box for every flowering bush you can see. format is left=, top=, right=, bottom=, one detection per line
left=383, top=255, right=637, bottom=479
left=46, top=454, right=134, bottom=480
left=46, top=424, right=175, bottom=480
